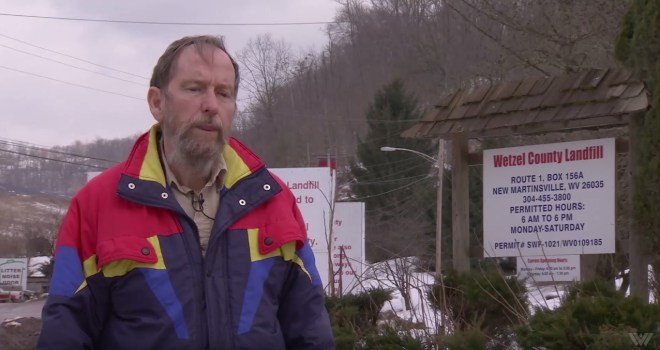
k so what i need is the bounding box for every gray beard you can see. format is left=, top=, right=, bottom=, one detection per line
left=167, top=135, right=223, bottom=178
left=170, top=149, right=217, bottom=179
left=161, top=118, right=225, bottom=180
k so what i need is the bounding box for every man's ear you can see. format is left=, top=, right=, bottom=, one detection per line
left=147, top=87, right=165, bottom=123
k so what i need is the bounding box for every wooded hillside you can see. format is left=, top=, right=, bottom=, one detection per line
left=234, top=0, right=629, bottom=168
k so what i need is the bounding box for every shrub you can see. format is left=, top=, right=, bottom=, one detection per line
left=516, top=279, right=660, bottom=349
left=441, top=325, right=489, bottom=350
left=326, top=287, right=392, bottom=332
left=326, top=288, right=392, bottom=349
left=428, top=269, right=528, bottom=349
left=327, top=287, right=432, bottom=349
left=429, top=270, right=528, bottom=333
left=362, top=324, right=428, bottom=350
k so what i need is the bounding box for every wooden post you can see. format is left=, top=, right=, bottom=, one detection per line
left=338, top=246, right=344, bottom=297
left=580, top=255, right=598, bottom=281
left=452, top=133, right=470, bottom=273
left=629, top=116, right=648, bottom=301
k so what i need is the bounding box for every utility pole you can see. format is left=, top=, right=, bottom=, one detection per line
left=452, top=133, right=470, bottom=273
left=435, top=139, right=445, bottom=278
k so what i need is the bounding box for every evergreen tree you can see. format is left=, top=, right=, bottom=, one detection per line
left=615, top=1, right=660, bottom=260
left=349, top=80, right=435, bottom=262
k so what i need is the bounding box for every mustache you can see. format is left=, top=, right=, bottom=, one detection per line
left=189, top=116, right=222, bottom=130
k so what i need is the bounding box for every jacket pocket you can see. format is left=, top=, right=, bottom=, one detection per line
left=97, top=235, right=161, bottom=277
left=259, top=219, right=305, bottom=256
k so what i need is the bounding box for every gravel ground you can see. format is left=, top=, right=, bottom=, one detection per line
left=0, top=317, right=41, bottom=350
left=0, top=299, right=44, bottom=350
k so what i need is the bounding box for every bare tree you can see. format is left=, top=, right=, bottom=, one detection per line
left=442, top=0, right=629, bottom=78
left=237, top=33, right=294, bottom=121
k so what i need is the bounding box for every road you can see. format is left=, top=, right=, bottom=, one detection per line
left=0, top=299, right=44, bottom=322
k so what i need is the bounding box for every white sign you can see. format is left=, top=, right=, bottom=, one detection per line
left=331, top=202, right=365, bottom=295
left=483, top=138, right=615, bottom=257
left=270, top=167, right=334, bottom=253
left=517, top=255, right=580, bottom=282
left=270, top=167, right=334, bottom=285
left=0, top=258, right=28, bottom=290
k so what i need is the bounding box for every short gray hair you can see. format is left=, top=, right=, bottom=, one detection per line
left=150, top=35, right=240, bottom=95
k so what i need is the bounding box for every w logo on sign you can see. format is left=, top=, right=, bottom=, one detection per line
left=628, top=332, right=654, bottom=347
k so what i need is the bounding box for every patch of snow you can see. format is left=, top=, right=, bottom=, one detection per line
left=525, top=282, right=566, bottom=313
left=32, top=202, right=66, bottom=214
left=614, top=265, right=656, bottom=304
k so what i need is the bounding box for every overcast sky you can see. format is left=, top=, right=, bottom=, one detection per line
left=0, top=0, right=341, bottom=147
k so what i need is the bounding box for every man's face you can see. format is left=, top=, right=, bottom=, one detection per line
left=151, top=44, right=237, bottom=163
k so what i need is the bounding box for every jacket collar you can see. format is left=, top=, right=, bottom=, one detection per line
left=122, top=124, right=265, bottom=189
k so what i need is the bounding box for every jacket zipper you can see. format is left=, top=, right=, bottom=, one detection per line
left=171, top=199, right=207, bottom=350
left=205, top=211, right=234, bottom=348
left=184, top=217, right=207, bottom=350
left=223, top=235, right=234, bottom=349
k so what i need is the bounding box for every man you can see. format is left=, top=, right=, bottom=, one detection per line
left=38, top=35, right=335, bottom=350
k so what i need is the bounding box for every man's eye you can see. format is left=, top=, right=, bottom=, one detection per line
left=187, top=87, right=201, bottom=92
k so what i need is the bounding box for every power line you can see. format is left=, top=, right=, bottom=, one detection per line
left=0, top=135, right=80, bottom=157
left=356, top=157, right=428, bottom=182
left=367, top=197, right=435, bottom=229
left=350, top=174, right=428, bottom=185
left=0, top=148, right=109, bottom=170
left=243, top=108, right=426, bottom=123
left=0, top=33, right=148, bottom=79
left=0, top=43, right=146, bottom=86
left=362, top=154, right=432, bottom=171
left=0, top=64, right=144, bottom=101
left=363, top=190, right=422, bottom=213
left=0, top=13, right=338, bottom=26
left=0, top=136, right=53, bottom=150
left=0, top=138, right=120, bottom=164
left=350, top=175, right=431, bottom=201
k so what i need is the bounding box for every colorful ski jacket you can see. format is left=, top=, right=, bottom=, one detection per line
left=38, top=126, right=335, bottom=349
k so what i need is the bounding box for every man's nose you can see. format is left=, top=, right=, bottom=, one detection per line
left=201, top=89, right=220, bottom=115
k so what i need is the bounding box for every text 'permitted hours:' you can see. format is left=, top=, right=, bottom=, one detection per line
left=483, top=138, right=615, bottom=257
